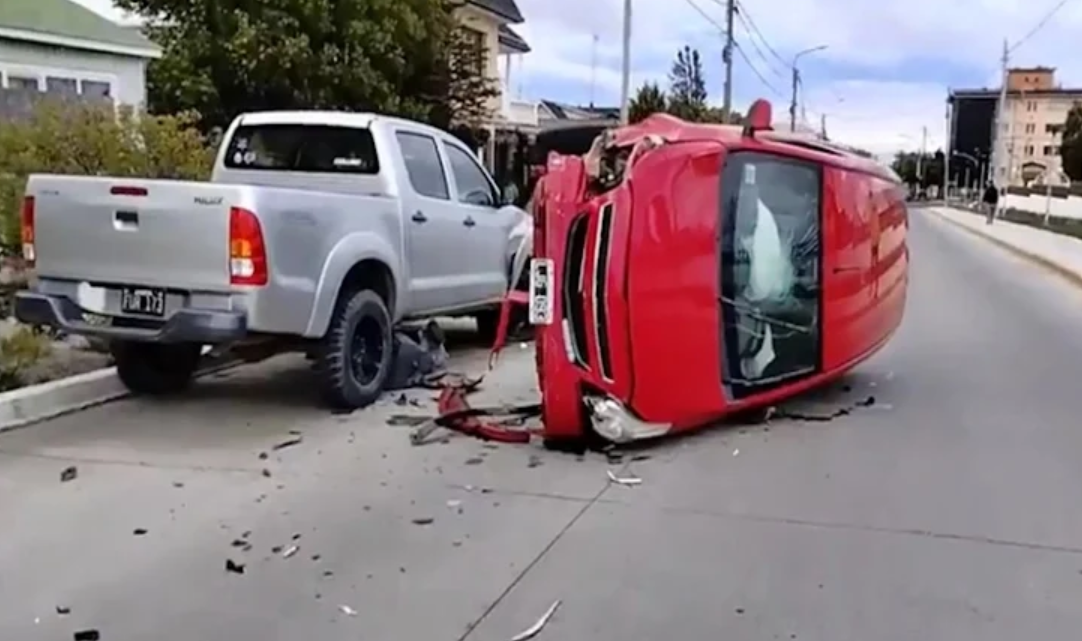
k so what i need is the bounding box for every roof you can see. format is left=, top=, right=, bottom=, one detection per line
left=950, top=87, right=1082, bottom=100
left=540, top=100, right=620, bottom=121
left=468, top=0, right=524, bottom=23
left=498, top=25, right=529, bottom=53
left=0, top=0, right=159, bottom=58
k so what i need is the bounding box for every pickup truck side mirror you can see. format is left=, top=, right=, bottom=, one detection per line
left=463, top=189, right=496, bottom=207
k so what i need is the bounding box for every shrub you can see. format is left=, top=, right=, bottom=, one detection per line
left=0, top=99, right=215, bottom=251
left=0, top=324, right=52, bottom=391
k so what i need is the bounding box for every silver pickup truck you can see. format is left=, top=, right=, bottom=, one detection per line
left=15, top=110, right=528, bottom=408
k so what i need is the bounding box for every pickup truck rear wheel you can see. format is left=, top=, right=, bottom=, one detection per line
left=112, top=341, right=201, bottom=395
left=316, top=289, right=393, bottom=409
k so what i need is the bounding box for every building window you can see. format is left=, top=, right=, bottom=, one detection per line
left=1046, top=123, right=1061, bottom=134
left=46, top=76, right=78, bottom=96
left=1025, top=123, right=1036, bottom=134
left=460, top=27, right=486, bottom=74
left=1027, top=101, right=1037, bottom=111
left=8, top=75, right=40, bottom=91
left=80, top=80, right=111, bottom=98
left=1044, top=145, right=1054, bottom=155
left=1024, top=145, right=1035, bottom=156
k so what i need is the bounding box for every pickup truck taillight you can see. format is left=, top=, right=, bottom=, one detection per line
left=229, top=206, right=268, bottom=286
left=20, top=195, right=35, bottom=265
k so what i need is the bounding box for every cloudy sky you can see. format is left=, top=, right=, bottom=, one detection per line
left=75, top=0, right=1082, bottom=155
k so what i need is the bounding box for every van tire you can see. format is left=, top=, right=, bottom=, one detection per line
left=112, top=341, right=201, bottom=396
left=315, top=289, right=393, bottom=410
left=475, top=309, right=500, bottom=344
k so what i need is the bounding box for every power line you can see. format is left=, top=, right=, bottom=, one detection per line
left=1009, top=0, right=1073, bottom=53
left=732, top=8, right=785, bottom=79
left=732, top=42, right=785, bottom=98
left=683, top=0, right=725, bottom=33
left=729, top=0, right=787, bottom=68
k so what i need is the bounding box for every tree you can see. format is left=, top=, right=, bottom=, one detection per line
left=1060, top=101, right=1082, bottom=182
left=427, top=24, right=502, bottom=130
left=115, top=0, right=479, bottom=131
left=667, top=46, right=708, bottom=121
left=628, top=82, right=667, bottom=124
left=891, top=150, right=943, bottom=187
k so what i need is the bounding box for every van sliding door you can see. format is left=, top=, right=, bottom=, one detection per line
left=718, top=151, right=822, bottom=400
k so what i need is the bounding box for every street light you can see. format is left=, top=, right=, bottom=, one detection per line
left=790, top=45, right=828, bottom=131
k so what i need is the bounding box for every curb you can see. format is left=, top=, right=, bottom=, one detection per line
left=0, top=357, right=241, bottom=435
left=926, top=208, right=1082, bottom=290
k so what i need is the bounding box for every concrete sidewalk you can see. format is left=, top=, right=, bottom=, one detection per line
left=924, top=206, right=1082, bottom=285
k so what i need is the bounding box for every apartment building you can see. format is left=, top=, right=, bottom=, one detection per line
left=948, top=68, right=1082, bottom=187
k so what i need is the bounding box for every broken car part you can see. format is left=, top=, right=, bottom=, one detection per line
left=510, top=599, right=562, bottom=641
left=409, top=381, right=540, bottom=446
left=606, top=469, right=643, bottom=486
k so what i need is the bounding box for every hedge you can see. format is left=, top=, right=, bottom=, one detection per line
left=0, top=100, right=216, bottom=251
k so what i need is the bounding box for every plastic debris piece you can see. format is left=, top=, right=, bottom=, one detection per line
left=412, top=517, right=435, bottom=525
left=60, top=466, right=77, bottom=483
left=272, top=436, right=303, bottom=451
left=339, top=604, right=358, bottom=616
left=73, top=630, right=100, bottom=641
left=733, top=449, right=740, bottom=457
left=510, top=599, right=562, bottom=641
left=132, top=528, right=148, bottom=536
left=282, top=545, right=299, bottom=558
left=606, top=470, right=643, bottom=486
left=225, top=559, right=246, bottom=574
left=56, top=606, right=70, bottom=616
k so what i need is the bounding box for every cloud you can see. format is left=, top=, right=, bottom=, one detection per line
left=514, top=0, right=1082, bottom=154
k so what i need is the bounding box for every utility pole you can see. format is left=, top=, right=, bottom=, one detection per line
left=618, top=0, right=632, bottom=124
left=589, top=34, right=599, bottom=108
left=722, top=0, right=735, bottom=121
left=789, top=67, right=799, bottom=132
left=820, top=114, right=827, bottom=140
left=991, top=38, right=1009, bottom=189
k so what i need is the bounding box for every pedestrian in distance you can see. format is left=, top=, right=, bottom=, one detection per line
left=981, top=182, right=999, bottom=225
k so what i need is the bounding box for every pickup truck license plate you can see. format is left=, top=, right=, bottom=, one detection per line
left=120, top=286, right=166, bottom=317
left=528, top=258, right=554, bottom=325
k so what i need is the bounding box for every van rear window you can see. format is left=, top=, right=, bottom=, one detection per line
left=223, top=124, right=380, bottom=174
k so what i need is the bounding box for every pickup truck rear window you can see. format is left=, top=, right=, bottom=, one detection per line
left=224, top=124, right=380, bottom=174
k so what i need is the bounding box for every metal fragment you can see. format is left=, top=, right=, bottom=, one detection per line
left=510, top=599, right=561, bottom=641
left=606, top=470, right=643, bottom=486
left=282, top=545, right=299, bottom=558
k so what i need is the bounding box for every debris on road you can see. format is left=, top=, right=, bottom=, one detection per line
left=386, top=321, right=449, bottom=391
left=733, top=449, right=740, bottom=457
left=409, top=378, right=539, bottom=446
left=606, top=470, right=643, bottom=486
left=338, top=604, right=358, bottom=617
left=510, top=599, right=561, bottom=641
left=261, top=468, right=272, bottom=478
left=528, top=454, right=543, bottom=468
left=132, top=528, right=148, bottom=536
left=282, top=545, right=299, bottom=558
left=73, top=630, right=100, bottom=641
left=411, top=517, right=435, bottom=526
left=465, top=457, right=484, bottom=465
left=56, top=606, right=70, bottom=616
left=386, top=415, right=429, bottom=427
left=60, top=466, right=77, bottom=483
left=225, top=559, right=246, bottom=574
left=271, top=436, right=304, bottom=451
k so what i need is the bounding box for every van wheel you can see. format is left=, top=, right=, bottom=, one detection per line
left=112, top=341, right=201, bottom=395
left=315, top=289, right=393, bottom=409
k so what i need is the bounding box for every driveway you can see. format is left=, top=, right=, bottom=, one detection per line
left=4, top=208, right=1082, bottom=640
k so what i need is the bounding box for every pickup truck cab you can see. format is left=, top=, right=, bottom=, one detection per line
left=16, top=111, right=527, bottom=408
left=524, top=102, right=908, bottom=447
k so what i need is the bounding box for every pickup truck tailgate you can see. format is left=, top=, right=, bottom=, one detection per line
left=30, top=175, right=239, bottom=291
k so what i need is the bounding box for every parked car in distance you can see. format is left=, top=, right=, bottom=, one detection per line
left=16, top=110, right=528, bottom=409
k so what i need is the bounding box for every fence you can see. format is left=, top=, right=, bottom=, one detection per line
left=1001, top=185, right=1082, bottom=221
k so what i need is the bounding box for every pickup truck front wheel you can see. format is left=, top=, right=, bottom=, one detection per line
left=316, top=290, right=393, bottom=409
left=112, top=341, right=201, bottom=395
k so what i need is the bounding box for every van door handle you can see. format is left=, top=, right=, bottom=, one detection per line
left=833, top=266, right=861, bottom=273
left=411, top=211, right=427, bottom=223
left=463, top=217, right=476, bottom=227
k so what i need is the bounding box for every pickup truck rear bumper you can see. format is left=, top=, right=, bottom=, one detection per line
left=15, top=292, right=247, bottom=344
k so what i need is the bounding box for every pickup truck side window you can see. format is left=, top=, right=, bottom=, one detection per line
left=224, top=124, right=379, bottom=173
left=444, top=144, right=498, bottom=207
left=395, top=132, right=450, bottom=200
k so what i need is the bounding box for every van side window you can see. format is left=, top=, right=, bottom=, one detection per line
left=444, top=144, right=497, bottom=207
left=395, top=132, right=450, bottom=200
left=223, top=124, right=380, bottom=173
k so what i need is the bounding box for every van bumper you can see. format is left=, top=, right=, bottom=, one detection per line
left=14, top=292, right=247, bottom=344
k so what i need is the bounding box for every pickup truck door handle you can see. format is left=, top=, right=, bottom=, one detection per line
left=411, top=211, right=427, bottom=223
left=832, top=266, right=861, bottom=273
left=463, top=217, right=476, bottom=227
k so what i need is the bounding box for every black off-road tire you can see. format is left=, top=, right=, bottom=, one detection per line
left=315, top=289, right=393, bottom=410
left=112, top=341, right=201, bottom=396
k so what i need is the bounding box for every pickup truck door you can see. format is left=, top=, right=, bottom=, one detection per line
left=440, top=141, right=518, bottom=303
left=393, top=130, right=469, bottom=311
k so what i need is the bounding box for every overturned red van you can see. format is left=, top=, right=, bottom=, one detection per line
left=515, top=101, right=908, bottom=448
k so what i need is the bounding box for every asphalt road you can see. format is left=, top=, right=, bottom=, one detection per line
left=5, top=207, right=1082, bottom=640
